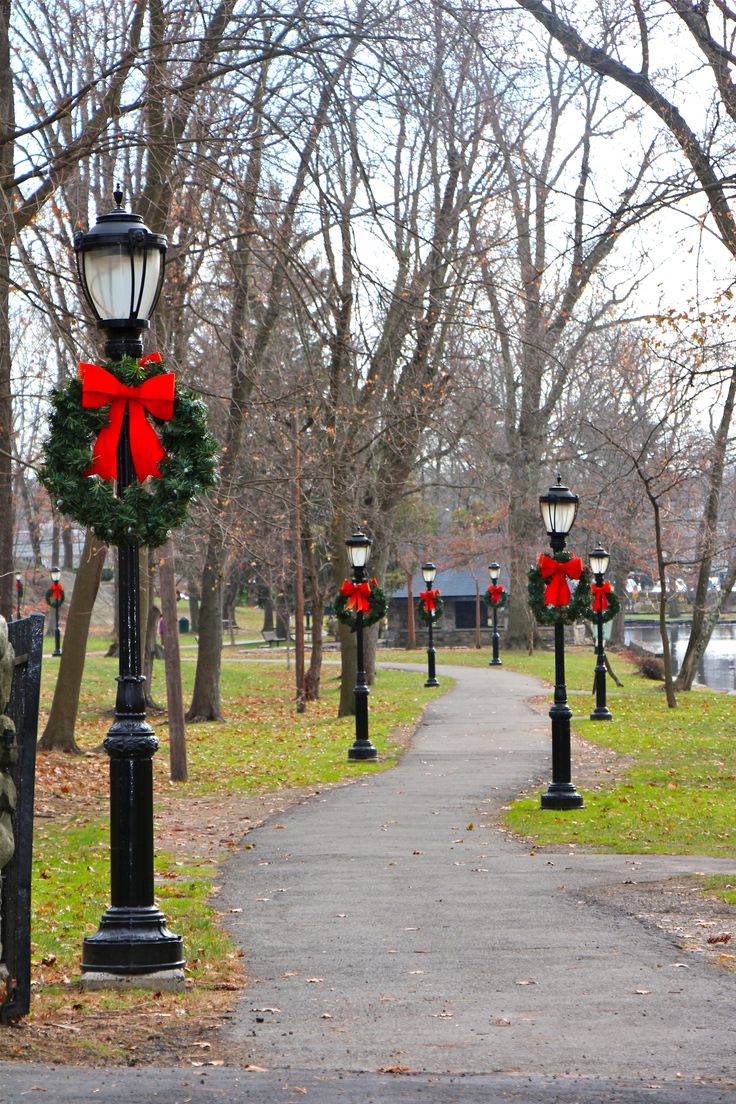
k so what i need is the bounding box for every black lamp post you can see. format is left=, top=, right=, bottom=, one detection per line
left=488, top=562, right=503, bottom=666
left=589, top=544, right=613, bottom=721
left=75, top=187, right=184, bottom=978
left=346, top=531, right=378, bottom=762
left=50, top=566, right=63, bottom=656
left=14, top=573, right=22, bottom=620
left=539, top=477, right=584, bottom=810
left=422, top=562, right=439, bottom=688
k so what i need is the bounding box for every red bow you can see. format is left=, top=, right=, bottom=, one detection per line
left=419, top=587, right=440, bottom=611
left=591, top=580, right=612, bottom=612
left=79, top=353, right=175, bottom=482
left=50, top=582, right=63, bottom=601
left=487, top=584, right=504, bottom=604
left=14, top=579, right=22, bottom=592
left=341, top=579, right=371, bottom=613
left=538, top=553, right=583, bottom=607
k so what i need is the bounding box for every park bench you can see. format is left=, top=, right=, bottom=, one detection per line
left=261, top=629, right=286, bottom=647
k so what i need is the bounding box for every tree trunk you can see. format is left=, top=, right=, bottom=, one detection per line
left=293, top=422, right=305, bottom=713
left=406, top=570, right=416, bottom=648
left=506, top=458, right=541, bottom=650
left=159, top=537, right=187, bottom=781
left=105, top=551, right=119, bottom=657
left=305, top=594, right=324, bottom=702
left=186, top=549, right=224, bottom=721
left=303, top=516, right=324, bottom=702
left=337, top=621, right=357, bottom=716
left=0, top=237, right=13, bottom=622
left=674, top=369, right=736, bottom=690
left=38, top=531, right=107, bottom=752
left=261, top=590, right=274, bottom=633
left=143, top=601, right=162, bottom=710
left=62, top=522, right=75, bottom=571
left=187, top=579, right=199, bottom=634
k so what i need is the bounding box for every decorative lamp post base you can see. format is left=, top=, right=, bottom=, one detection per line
left=424, top=675, right=439, bottom=687
left=540, top=783, right=584, bottom=810
left=81, top=905, right=185, bottom=975
left=348, top=740, right=378, bottom=761
left=590, top=705, right=613, bottom=721
left=489, top=657, right=502, bottom=667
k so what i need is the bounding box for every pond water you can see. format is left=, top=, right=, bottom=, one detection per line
left=624, top=620, right=736, bottom=692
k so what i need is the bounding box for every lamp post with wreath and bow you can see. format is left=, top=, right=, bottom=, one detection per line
left=40, top=187, right=216, bottom=980
left=532, top=477, right=587, bottom=811
left=47, top=566, right=64, bottom=656
left=418, top=562, right=441, bottom=688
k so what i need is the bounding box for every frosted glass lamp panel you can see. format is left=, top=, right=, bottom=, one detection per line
left=541, top=498, right=577, bottom=536
left=83, top=246, right=162, bottom=322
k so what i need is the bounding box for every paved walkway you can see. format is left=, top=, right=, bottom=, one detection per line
left=2, top=662, right=735, bottom=1102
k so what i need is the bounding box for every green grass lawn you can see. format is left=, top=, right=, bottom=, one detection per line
left=383, top=643, right=736, bottom=859
left=496, top=648, right=736, bottom=858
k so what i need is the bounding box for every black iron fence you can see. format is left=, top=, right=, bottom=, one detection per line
left=1, top=613, right=44, bottom=1023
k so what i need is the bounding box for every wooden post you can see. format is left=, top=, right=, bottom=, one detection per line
left=293, top=416, right=305, bottom=712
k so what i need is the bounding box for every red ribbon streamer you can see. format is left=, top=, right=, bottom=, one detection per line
left=419, top=587, right=440, bottom=612
left=341, top=579, right=371, bottom=613
left=50, top=582, right=63, bottom=601
left=79, top=354, right=175, bottom=482
left=591, top=580, right=612, bottom=612
left=538, top=553, right=583, bottom=607
left=487, top=584, right=504, bottom=604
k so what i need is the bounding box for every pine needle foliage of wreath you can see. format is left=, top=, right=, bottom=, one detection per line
left=334, top=579, right=388, bottom=631
left=527, top=551, right=591, bottom=626
left=483, top=585, right=508, bottom=609
left=45, top=587, right=64, bottom=608
left=584, top=585, right=621, bottom=624
left=417, top=591, right=444, bottom=625
left=40, top=355, right=217, bottom=547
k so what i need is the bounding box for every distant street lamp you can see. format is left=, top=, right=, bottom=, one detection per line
left=345, top=531, right=378, bottom=761
left=488, top=562, right=503, bottom=667
left=49, top=567, right=64, bottom=656
left=589, top=545, right=613, bottom=721
left=539, top=477, right=584, bottom=810
left=14, top=573, right=22, bottom=621
left=75, top=187, right=183, bottom=978
left=421, top=562, right=439, bottom=688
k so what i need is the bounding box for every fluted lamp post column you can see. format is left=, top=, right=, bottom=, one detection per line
left=422, top=562, right=439, bottom=687
left=346, top=531, right=378, bottom=762
left=75, top=186, right=184, bottom=980
left=14, top=574, right=22, bottom=621
left=488, top=562, right=502, bottom=666
left=539, top=478, right=584, bottom=811
left=589, top=544, right=613, bottom=721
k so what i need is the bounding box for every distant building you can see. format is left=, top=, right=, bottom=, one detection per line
left=388, top=567, right=508, bottom=647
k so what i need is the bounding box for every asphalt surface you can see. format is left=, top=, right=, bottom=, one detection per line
left=2, top=661, right=736, bottom=1103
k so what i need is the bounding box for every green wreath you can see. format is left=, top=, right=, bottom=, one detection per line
left=483, top=584, right=508, bottom=609
left=584, top=584, right=621, bottom=624
left=40, top=355, right=217, bottom=547
left=334, top=577, right=388, bottom=631
left=417, top=590, right=444, bottom=625
left=45, top=586, right=64, bottom=609
left=527, top=551, right=591, bottom=626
